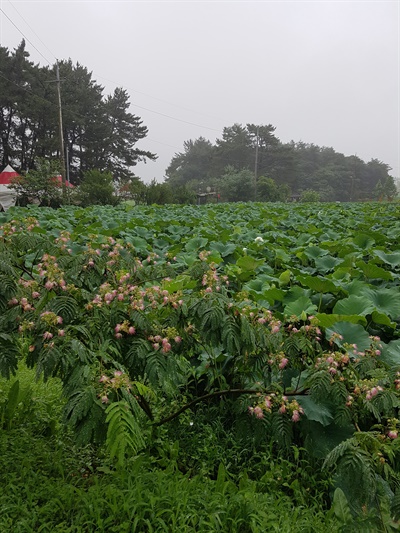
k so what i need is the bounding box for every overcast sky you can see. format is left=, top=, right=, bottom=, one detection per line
left=1, top=0, right=399, bottom=182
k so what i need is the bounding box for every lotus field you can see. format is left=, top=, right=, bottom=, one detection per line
left=2, top=201, right=400, bottom=528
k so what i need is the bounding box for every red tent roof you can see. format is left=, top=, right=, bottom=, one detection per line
left=52, top=175, right=74, bottom=188
left=0, top=168, right=74, bottom=188
left=0, top=165, right=19, bottom=184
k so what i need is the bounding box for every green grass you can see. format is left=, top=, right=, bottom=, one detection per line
left=0, top=429, right=338, bottom=532
left=0, top=367, right=339, bottom=532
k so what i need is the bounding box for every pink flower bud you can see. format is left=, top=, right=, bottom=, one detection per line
left=292, top=410, right=301, bottom=422
left=279, top=358, right=288, bottom=370
left=253, top=406, right=264, bottom=419
left=388, top=430, right=398, bottom=439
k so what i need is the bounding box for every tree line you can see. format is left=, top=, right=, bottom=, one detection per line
left=1, top=41, right=396, bottom=204
left=165, top=125, right=397, bottom=202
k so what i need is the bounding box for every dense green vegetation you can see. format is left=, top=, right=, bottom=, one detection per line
left=165, top=127, right=396, bottom=202
left=1, top=366, right=337, bottom=532
left=1, top=201, right=400, bottom=530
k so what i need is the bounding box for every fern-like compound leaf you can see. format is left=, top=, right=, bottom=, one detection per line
left=105, top=400, right=145, bottom=466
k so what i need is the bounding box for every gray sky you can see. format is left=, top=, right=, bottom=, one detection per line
left=1, top=0, right=399, bottom=182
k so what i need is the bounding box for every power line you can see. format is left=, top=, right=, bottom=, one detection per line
left=96, top=74, right=228, bottom=124
left=0, top=6, right=52, bottom=65
left=127, top=101, right=221, bottom=132
left=147, top=138, right=181, bottom=150
left=0, top=69, right=221, bottom=144
left=1, top=4, right=223, bottom=135
left=6, top=0, right=58, bottom=62
left=0, top=72, right=283, bottom=171
left=0, top=70, right=102, bottom=133
left=0, top=70, right=59, bottom=109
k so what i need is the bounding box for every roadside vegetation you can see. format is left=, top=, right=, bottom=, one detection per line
left=1, top=201, right=400, bottom=531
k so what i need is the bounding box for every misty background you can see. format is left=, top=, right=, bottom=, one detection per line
left=0, top=0, right=398, bottom=182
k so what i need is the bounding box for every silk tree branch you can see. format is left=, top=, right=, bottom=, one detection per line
left=153, top=387, right=309, bottom=426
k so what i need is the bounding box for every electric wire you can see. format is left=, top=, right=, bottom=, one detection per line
left=6, top=0, right=58, bottom=62
left=0, top=71, right=269, bottom=170
left=0, top=68, right=275, bottom=168
left=96, top=74, right=228, bottom=124
left=126, top=102, right=221, bottom=132
left=1, top=4, right=223, bottom=134
left=0, top=70, right=82, bottom=121
left=0, top=6, right=52, bottom=66
left=0, top=5, right=259, bottom=169
left=0, top=70, right=219, bottom=153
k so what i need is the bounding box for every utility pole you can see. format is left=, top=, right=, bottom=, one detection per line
left=254, top=126, right=259, bottom=201
left=1, top=132, right=8, bottom=167
left=56, top=62, right=67, bottom=195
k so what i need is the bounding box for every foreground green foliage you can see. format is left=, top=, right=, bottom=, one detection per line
left=0, top=368, right=338, bottom=532
left=1, top=201, right=400, bottom=529
left=0, top=433, right=337, bottom=532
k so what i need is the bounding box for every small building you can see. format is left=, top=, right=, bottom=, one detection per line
left=0, top=165, right=18, bottom=211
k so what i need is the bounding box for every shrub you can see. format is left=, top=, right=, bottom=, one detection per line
left=300, top=189, right=320, bottom=202
left=77, top=169, right=119, bottom=206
